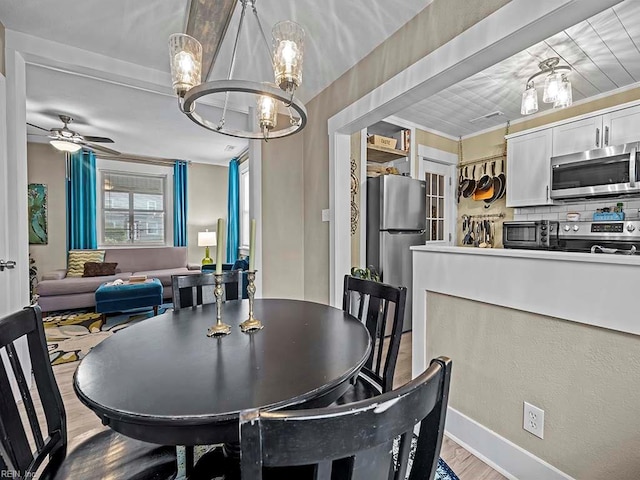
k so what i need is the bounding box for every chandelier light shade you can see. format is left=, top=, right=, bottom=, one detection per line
left=554, top=74, right=573, bottom=109
left=50, top=140, right=82, bottom=153
left=520, top=57, right=572, bottom=116
left=168, top=0, right=307, bottom=141
left=272, top=21, right=305, bottom=94
left=169, top=33, right=202, bottom=97
left=521, top=82, right=538, bottom=115
left=542, top=71, right=562, bottom=104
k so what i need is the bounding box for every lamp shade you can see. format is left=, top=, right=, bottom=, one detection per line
left=50, top=140, right=82, bottom=152
left=169, top=33, right=202, bottom=97
left=543, top=72, right=562, bottom=103
left=521, top=83, right=538, bottom=115
left=554, top=75, right=573, bottom=109
left=273, top=20, right=305, bottom=94
left=198, top=230, right=217, bottom=247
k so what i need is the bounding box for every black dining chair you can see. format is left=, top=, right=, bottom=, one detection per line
left=0, top=305, right=177, bottom=480
left=171, top=271, right=242, bottom=310
left=239, top=356, right=452, bottom=480
left=340, top=274, right=407, bottom=401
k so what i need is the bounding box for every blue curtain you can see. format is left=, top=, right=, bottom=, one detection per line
left=226, top=158, right=240, bottom=263
left=174, top=161, right=188, bottom=247
left=66, top=150, right=97, bottom=250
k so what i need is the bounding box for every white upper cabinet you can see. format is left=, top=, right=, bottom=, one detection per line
left=602, top=104, right=640, bottom=147
left=552, top=116, right=603, bottom=157
left=506, top=129, right=553, bottom=207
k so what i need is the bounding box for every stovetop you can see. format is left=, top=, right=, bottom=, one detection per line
left=558, top=220, right=640, bottom=254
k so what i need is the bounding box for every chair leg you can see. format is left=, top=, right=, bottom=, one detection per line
left=153, top=305, right=159, bottom=316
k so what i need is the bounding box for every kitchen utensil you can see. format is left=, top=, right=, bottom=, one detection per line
left=463, top=219, right=474, bottom=245
left=497, top=158, right=506, bottom=199
left=461, top=165, right=476, bottom=198
left=477, top=162, right=492, bottom=191
left=483, top=161, right=502, bottom=208
left=473, top=183, right=495, bottom=200
left=457, top=168, right=464, bottom=203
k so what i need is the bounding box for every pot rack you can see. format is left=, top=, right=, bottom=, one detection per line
left=458, top=121, right=510, bottom=168
left=462, top=213, right=505, bottom=220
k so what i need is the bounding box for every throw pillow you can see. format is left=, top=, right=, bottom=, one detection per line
left=82, top=262, right=118, bottom=277
left=67, top=250, right=105, bottom=277
left=232, top=257, right=249, bottom=271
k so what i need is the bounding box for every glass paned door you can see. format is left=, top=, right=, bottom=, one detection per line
left=421, top=160, right=453, bottom=244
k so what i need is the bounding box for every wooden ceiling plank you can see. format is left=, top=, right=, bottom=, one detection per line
left=186, top=0, right=239, bottom=82
left=565, top=18, right=635, bottom=88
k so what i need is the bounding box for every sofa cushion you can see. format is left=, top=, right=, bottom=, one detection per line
left=37, top=272, right=132, bottom=296
left=83, top=262, right=118, bottom=277
left=133, top=268, right=200, bottom=287
left=104, top=247, right=187, bottom=273
left=67, top=250, right=106, bottom=277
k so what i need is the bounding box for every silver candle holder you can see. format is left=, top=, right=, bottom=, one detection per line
left=207, top=273, right=231, bottom=337
left=240, top=270, right=263, bottom=332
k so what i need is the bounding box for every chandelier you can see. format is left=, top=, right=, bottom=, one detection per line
left=168, top=0, right=307, bottom=141
left=520, top=57, right=572, bottom=116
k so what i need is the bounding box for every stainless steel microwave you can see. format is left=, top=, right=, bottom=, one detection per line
left=503, top=220, right=559, bottom=250
left=550, top=142, right=640, bottom=200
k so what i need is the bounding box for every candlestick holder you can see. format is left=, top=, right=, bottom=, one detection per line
left=207, top=273, right=231, bottom=337
left=240, top=270, right=263, bottom=333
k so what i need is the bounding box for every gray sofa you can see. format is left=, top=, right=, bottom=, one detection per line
left=37, top=247, right=200, bottom=312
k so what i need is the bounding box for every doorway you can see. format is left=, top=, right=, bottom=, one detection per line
left=419, top=150, right=457, bottom=245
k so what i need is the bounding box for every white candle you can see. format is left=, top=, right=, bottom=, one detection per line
left=216, top=218, right=225, bottom=274
left=249, top=219, right=256, bottom=271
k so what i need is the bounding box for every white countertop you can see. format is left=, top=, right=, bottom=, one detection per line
left=411, top=244, right=640, bottom=266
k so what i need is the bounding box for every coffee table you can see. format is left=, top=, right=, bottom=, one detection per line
left=94, top=278, right=163, bottom=321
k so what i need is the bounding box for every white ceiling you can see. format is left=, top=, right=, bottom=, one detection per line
left=0, top=0, right=430, bottom=164
left=396, top=1, right=640, bottom=138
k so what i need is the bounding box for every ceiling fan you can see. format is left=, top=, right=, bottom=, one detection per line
left=27, top=115, right=121, bottom=155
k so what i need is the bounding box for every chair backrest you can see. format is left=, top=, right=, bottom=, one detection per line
left=240, top=357, right=452, bottom=480
left=0, top=306, right=67, bottom=479
left=342, top=275, right=407, bottom=393
left=171, top=271, right=242, bottom=310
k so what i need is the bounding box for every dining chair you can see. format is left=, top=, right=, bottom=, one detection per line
left=0, top=305, right=177, bottom=480
left=340, top=274, right=407, bottom=400
left=240, top=356, right=452, bottom=480
left=171, top=271, right=242, bottom=310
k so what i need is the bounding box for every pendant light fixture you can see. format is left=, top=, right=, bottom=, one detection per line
left=168, top=0, right=307, bottom=141
left=520, top=57, right=572, bottom=116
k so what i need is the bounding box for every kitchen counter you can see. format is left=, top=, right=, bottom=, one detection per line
left=411, top=244, right=640, bottom=377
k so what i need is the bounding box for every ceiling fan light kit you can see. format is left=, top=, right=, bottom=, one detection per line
left=49, top=140, right=82, bottom=153
left=168, top=0, right=307, bottom=141
left=520, top=57, right=572, bottom=116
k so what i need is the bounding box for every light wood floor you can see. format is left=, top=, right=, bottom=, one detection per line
left=47, top=331, right=505, bottom=480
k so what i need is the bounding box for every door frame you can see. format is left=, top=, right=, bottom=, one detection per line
left=418, top=145, right=457, bottom=245
left=327, top=0, right=622, bottom=307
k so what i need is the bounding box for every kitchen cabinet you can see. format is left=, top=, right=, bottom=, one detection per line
left=506, top=128, right=553, bottom=207
left=552, top=104, right=640, bottom=157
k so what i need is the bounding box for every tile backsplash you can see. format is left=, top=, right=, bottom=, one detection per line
left=513, top=198, right=640, bottom=221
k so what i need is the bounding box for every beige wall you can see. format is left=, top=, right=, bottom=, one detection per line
left=186, top=162, right=229, bottom=266
left=426, top=293, right=640, bottom=480
left=26, top=143, right=229, bottom=274
left=262, top=122, right=304, bottom=300
left=302, top=0, right=511, bottom=303
left=27, top=143, right=67, bottom=279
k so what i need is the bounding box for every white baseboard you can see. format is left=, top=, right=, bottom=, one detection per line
left=444, top=407, right=574, bottom=480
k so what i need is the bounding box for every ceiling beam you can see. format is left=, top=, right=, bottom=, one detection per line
left=186, top=0, right=238, bottom=82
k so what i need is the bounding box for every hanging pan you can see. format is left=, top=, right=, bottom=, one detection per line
left=484, top=160, right=505, bottom=208
left=476, top=162, right=492, bottom=192
left=461, top=165, right=476, bottom=198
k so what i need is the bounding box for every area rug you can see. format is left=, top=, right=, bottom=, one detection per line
left=43, top=303, right=172, bottom=366
left=393, top=435, right=460, bottom=480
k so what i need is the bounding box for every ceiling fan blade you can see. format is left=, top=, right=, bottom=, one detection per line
left=27, top=122, right=51, bottom=133
left=80, top=141, right=121, bottom=155
left=82, top=135, right=115, bottom=143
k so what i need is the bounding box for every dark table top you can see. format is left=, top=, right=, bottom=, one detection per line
left=74, top=299, right=371, bottom=445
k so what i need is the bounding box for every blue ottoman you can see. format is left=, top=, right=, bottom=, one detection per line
left=95, top=278, right=163, bottom=320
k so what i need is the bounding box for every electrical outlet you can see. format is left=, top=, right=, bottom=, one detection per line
left=523, top=402, right=544, bottom=439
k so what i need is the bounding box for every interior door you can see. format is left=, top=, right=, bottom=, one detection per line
left=0, top=74, right=31, bottom=399
left=420, top=160, right=454, bottom=245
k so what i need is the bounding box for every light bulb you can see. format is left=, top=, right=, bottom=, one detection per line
left=257, top=95, right=278, bottom=132
left=50, top=140, right=82, bottom=152
left=521, top=83, right=538, bottom=115
left=176, top=51, right=195, bottom=76
left=543, top=72, right=562, bottom=103
left=168, top=33, right=202, bottom=96
left=554, top=75, right=572, bottom=109
left=272, top=21, right=304, bottom=94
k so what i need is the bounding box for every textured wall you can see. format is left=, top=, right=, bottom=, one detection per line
left=27, top=143, right=66, bottom=279
left=262, top=123, right=304, bottom=299
left=302, top=0, right=511, bottom=303
left=426, top=292, right=640, bottom=480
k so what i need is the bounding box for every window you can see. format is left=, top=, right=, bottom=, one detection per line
left=239, top=161, right=250, bottom=249
left=101, top=171, right=168, bottom=245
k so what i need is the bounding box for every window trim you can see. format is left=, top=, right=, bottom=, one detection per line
left=96, top=159, right=174, bottom=248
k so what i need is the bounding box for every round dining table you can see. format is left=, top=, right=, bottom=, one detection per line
left=73, top=298, right=371, bottom=446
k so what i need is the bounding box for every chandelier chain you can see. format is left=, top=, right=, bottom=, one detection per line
left=250, top=2, right=274, bottom=69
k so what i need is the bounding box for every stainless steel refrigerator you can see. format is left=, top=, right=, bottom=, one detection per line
left=366, top=175, right=426, bottom=332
